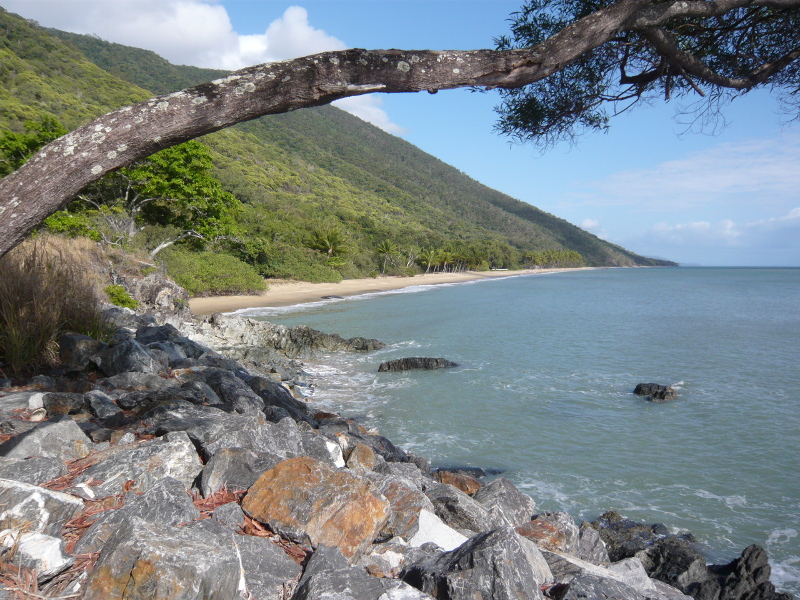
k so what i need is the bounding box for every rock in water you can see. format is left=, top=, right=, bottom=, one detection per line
left=633, top=383, right=677, bottom=401
left=378, top=357, right=459, bottom=372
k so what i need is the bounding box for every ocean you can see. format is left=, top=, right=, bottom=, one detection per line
left=236, top=267, right=800, bottom=595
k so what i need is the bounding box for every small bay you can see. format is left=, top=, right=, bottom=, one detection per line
left=240, top=267, right=800, bottom=595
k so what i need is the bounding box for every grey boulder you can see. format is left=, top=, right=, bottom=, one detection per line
left=294, top=545, right=432, bottom=600
left=0, top=456, right=67, bottom=486
left=0, top=478, right=83, bottom=536
left=82, top=517, right=241, bottom=600
left=0, top=530, right=74, bottom=583
left=425, top=481, right=504, bottom=534
left=402, top=527, right=547, bottom=600
left=92, top=338, right=162, bottom=376
left=57, top=331, right=107, bottom=372
left=203, top=369, right=265, bottom=414
left=472, top=476, right=536, bottom=527
left=73, top=477, right=201, bottom=554
left=199, top=447, right=280, bottom=497
left=0, top=415, right=92, bottom=462
left=67, top=431, right=201, bottom=499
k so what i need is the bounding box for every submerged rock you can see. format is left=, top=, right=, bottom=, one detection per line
left=591, top=510, right=671, bottom=561
left=378, top=357, right=459, bottom=372
left=634, top=383, right=677, bottom=401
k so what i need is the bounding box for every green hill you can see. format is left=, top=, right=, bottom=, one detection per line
left=0, top=6, right=675, bottom=287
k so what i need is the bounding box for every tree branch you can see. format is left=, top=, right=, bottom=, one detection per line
left=1, top=0, right=798, bottom=258
left=629, top=0, right=800, bottom=29
left=148, top=230, right=204, bottom=258
left=0, top=0, right=654, bottom=258
left=642, top=26, right=800, bottom=90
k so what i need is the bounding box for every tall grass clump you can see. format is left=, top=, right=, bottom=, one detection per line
left=0, top=236, right=109, bottom=375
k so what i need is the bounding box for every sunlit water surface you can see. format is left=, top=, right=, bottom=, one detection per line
left=237, top=268, right=800, bottom=595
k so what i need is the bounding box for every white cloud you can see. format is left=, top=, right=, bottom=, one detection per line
left=239, top=6, right=346, bottom=65
left=746, top=207, right=800, bottom=231
left=649, top=219, right=741, bottom=247
left=3, top=0, right=402, bottom=133
left=333, top=96, right=407, bottom=135
left=4, top=0, right=239, bottom=68
left=572, top=134, right=800, bottom=211
left=579, top=218, right=608, bottom=240
left=624, top=207, right=800, bottom=264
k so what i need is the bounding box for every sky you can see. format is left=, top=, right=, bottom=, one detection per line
left=5, top=0, right=800, bottom=266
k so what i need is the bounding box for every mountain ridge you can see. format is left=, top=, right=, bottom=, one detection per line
left=0, top=7, right=677, bottom=278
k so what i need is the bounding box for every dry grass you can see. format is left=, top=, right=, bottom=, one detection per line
left=0, top=235, right=111, bottom=375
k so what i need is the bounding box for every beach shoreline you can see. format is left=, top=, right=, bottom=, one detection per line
left=188, top=267, right=595, bottom=315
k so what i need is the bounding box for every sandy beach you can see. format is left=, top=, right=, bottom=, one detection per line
left=189, top=267, right=592, bottom=315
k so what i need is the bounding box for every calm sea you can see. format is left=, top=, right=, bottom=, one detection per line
left=237, top=267, right=800, bottom=595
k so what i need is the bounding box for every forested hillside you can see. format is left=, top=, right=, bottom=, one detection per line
left=0, top=7, right=674, bottom=294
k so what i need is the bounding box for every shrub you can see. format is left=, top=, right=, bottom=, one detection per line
left=160, top=248, right=267, bottom=297
left=254, top=245, right=343, bottom=283
left=0, top=236, right=110, bottom=375
left=104, top=284, right=139, bottom=309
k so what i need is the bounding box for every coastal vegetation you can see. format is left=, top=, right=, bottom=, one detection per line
left=0, top=237, right=110, bottom=374
left=2, top=0, right=796, bottom=258
left=0, top=8, right=676, bottom=295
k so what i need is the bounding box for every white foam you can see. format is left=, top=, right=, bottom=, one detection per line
left=770, top=556, right=800, bottom=589
left=767, top=529, right=798, bottom=545
left=694, top=489, right=749, bottom=508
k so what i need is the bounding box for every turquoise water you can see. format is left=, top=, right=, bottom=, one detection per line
left=238, top=268, right=800, bottom=595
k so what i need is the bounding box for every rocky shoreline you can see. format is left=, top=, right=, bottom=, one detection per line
left=0, top=276, right=793, bottom=600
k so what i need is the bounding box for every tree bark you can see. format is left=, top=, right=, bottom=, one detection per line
left=0, top=0, right=797, bottom=258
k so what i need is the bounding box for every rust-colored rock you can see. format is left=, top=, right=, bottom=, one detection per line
left=436, top=470, right=482, bottom=495
left=346, top=442, right=377, bottom=471
left=242, top=456, right=390, bottom=561
left=517, top=517, right=569, bottom=552
left=366, top=472, right=436, bottom=541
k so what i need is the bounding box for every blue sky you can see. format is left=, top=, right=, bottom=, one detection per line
left=6, top=0, right=800, bottom=265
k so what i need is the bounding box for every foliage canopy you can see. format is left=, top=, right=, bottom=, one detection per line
left=495, top=0, right=800, bottom=147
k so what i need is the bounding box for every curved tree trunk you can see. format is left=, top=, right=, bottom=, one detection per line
left=0, top=0, right=655, bottom=258
left=1, top=0, right=795, bottom=257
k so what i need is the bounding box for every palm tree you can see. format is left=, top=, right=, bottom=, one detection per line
left=375, top=240, right=398, bottom=275
left=436, top=249, right=456, bottom=273
left=419, top=248, right=439, bottom=274
left=308, top=226, right=348, bottom=258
